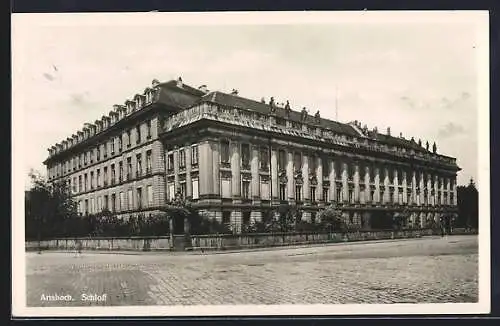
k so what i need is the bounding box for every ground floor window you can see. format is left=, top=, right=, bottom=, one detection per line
left=295, top=185, right=302, bottom=201
left=222, top=211, right=231, bottom=225
left=279, top=184, right=286, bottom=201
left=310, top=186, right=316, bottom=203
left=323, top=187, right=329, bottom=202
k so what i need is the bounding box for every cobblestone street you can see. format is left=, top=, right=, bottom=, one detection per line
left=26, top=235, right=478, bottom=306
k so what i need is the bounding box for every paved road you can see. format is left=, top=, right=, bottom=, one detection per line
left=26, top=235, right=478, bottom=306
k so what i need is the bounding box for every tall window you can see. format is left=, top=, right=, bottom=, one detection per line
left=128, top=189, right=133, bottom=209
left=110, top=139, right=115, bottom=154
left=147, top=120, right=152, bottom=138
left=309, top=156, right=317, bottom=174
left=336, top=186, right=342, bottom=202
left=72, top=177, right=77, bottom=193
left=127, top=130, right=131, bottom=147
left=191, top=145, right=199, bottom=166
left=78, top=175, right=82, bottom=192
left=118, top=136, right=123, bottom=152
left=119, top=161, right=123, bottom=182
left=348, top=188, right=354, bottom=203
left=103, top=195, right=108, bottom=210
left=119, top=192, right=124, bottom=211
left=127, top=157, right=132, bottom=179
left=242, top=180, right=250, bottom=199
left=84, top=173, right=88, bottom=191
left=294, top=152, right=302, bottom=171
left=146, top=150, right=152, bottom=174
left=179, top=149, right=186, bottom=168
left=322, top=157, right=330, bottom=176
left=241, top=144, right=250, bottom=169
left=111, top=194, right=116, bottom=212
left=136, top=125, right=141, bottom=144
left=103, top=167, right=108, bottom=186
left=96, top=169, right=101, bottom=187
left=111, top=164, right=115, bottom=184
left=221, top=140, right=230, bottom=164
left=323, top=187, right=329, bottom=202
left=103, top=142, right=107, bottom=158
left=137, top=188, right=142, bottom=208
left=260, top=147, right=269, bottom=170
left=295, top=185, right=302, bottom=201
left=279, top=184, right=286, bottom=201
left=278, top=149, right=286, bottom=171
left=167, top=153, right=174, bottom=171
left=136, top=154, right=142, bottom=177
left=147, top=185, right=153, bottom=206
left=83, top=152, right=87, bottom=165
left=310, top=186, right=316, bottom=202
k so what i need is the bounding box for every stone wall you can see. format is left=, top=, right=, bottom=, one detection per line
left=25, top=228, right=476, bottom=252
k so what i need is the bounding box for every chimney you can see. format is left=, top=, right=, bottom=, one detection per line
left=198, top=85, right=208, bottom=93
left=152, top=79, right=160, bottom=87
left=231, top=89, right=239, bottom=95
left=176, top=77, right=183, bottom=88
left=399, top=132, right=403, bottom=138
left=387, top=127, right=391, bottom=136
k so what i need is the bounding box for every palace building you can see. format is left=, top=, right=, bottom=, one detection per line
left=44, top=77, right=460, bottom=233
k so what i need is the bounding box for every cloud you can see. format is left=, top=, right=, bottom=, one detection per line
left=69, top=92, right=91, bottom=106
left=42, top=73, right=55, bottom=81
left=438, top=122, right=466, bottom=138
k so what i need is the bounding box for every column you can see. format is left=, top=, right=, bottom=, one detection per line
left=329, top=160, right=336, bottom=204
left=212, top=142, right=220, bottom=196
left=316, top=156, right=323, bottom=202
left=230, top=141, right=241, bottom=198
left=446, top=177, right=451, bottom=205
left=411, top=171, right=417, bottom=205
left=440, top=177, right=444, bottom=205
left=383, top=167, right=389, bottom=203
left=374, top=166, right=381, bottom=203
left=426, top=173, right=432, bottom=205
left=402, top=170, right=408, bottom=204
left=302, top=153, right=310, bottom=203
left=286, top=151, right=294, bottom=201
left=354, top=162, right=360, bottom=202
left=198, top=141, right=213, bottom=197
left=419, top=171, right=425, bottom=206
left=433, top=176, right=439, bottom=206
left=364, top=165, right=370, bottom=203
left=342, top=162, right=348, bottom=202
left=186, top=145, right=192, bottom=199
left=394, top=168, right=399, bottom=204
left=173, top=147, right=180, bottom=192
left=452, top=176, right=457, bottom=206
left=251, top=145, right=260, bottom=201
left=270, top=148, right=278, bottom=201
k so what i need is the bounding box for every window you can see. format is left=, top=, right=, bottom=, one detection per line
left=147, top=120, right=152, bottom=138
left=103, top=167, right=108, bottom=186
left=336, top=186, right=342, bottom=202
left=103, top=142, right=107, bottom=158
left=243, top=211, right=251, bottom=226
left=241, top=144, right=250, bottom=169
left=180, top=183, right=186, bottom=198
left=110, top=139, right=115, bottom=154
left=222, top=211, right=231, bottom=225
left=96, top=169, right=101, bottom=187
left=295, top=185, right=302, bottom=201
left=136, top=154, right=142, bottom=177
left=147, top=185, right=153, bottom=206
left=192, top=179, right=199, bottom=199
left=242, top=180, right=250, bottom=199
left=323, top=187, right=329, bottom=202
left=348, top=189, right=354, bottom=203
left=127, top=157, right=132, bottom=179
left=128, top=189, right=133, bottom=209
left=221, top=140, right=230, bottom=164
left=119, top=192, right=124, bottom=211
left=450, top=192, right=454, bottom=204
left=72, top=177, right=77, bottom=192
left=137, top=188, right=142, bottom=208
left=278, top=149, right=286, bottom=171
left=179, top=149, right=186, bottom=168
left=279, top=184, right=286, bottom=201
left=191, top=145, right=199, bottom=166
left=136, top=125, right=141, bottom=144
left=90, top=171, right=95, bottom=189
left=111, top=164, right=115, bottom=184
left=167, top=153, right=174, bottom=171
left=146, top=150, right=152, bottom=174
left=119, top=161, right=123, bottom=182
left=310, top=186, right=316, bottom=202
left=83, top=152, right=87, bottom=165
left=78, top=175, right=82, bottom=192
left=118, top=136, right=123, bottom=152
left=104, top=195, right=108, bottom=210
left=111, top=194, right=116, bottom=212
left=84, top=199, right=89, bottom=215
left=84, top=173, right=88, bottom=191
left=294, top=152, right=302, bottom=171
left=260, top=147, right=269, bottom=170
left=309, top=156, right=317, bottom=174
left=78, top=156, right=81, bottom=168
left=127, top=130, right=131, bottom=147
left=90, top=150, right=93, bottom=164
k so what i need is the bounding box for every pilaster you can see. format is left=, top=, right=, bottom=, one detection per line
left=231, top=141, right=241, bottom=198
left=270, top=148, right=278, bottom=201
left=286, top=151, right=294, bottom=201
left=251, top=145, right=260, bottom=200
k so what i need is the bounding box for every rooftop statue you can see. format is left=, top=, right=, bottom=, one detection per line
left=284, top=100, right=291, bottom=117
left=426, top=141, right=429, bottom=151
left=432, top=142, right=437, bottom=154
left=301, top=107, right=308, bottom=121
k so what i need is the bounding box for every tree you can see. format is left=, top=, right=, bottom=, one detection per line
left=317, top=204, right=344, bottom=233
left=457, top=178, right=478, bottom=229
left=25, top=170, right=79, bottom=249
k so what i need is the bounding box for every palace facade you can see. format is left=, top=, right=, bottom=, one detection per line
left=44, top=77, right=460, bottom=233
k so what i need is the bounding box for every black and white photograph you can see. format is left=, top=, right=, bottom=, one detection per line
left=12, top=11, right=490, bottom=317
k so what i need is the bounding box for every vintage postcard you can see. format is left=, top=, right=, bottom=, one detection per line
left=11, top=11, right=490, bottom=317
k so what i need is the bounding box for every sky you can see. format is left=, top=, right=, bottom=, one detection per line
left=13, top=12, right=487, bottom=189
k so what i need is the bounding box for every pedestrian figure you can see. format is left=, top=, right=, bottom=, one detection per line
left=74, top=239, right=83, bottom=258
